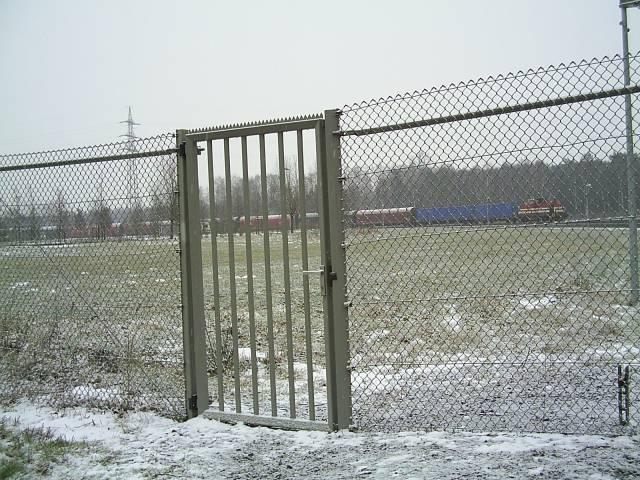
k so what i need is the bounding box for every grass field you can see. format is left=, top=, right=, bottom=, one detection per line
left=0, top=239, right=185, bottom=418
left=0, top=224, right=638, bottom=433
left=345, top=224, right=639, bottom=432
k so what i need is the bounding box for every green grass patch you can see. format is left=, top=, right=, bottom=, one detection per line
left=0, top=418, right=88, bottom=478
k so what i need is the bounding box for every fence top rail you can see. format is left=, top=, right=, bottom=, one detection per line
left=339, top=53, right=640, bottom=134
left=338, top=85, right=640, bottom=137
left=0, top=133, right=177, bottom=172
left=186, top=114, right=323, bottom=141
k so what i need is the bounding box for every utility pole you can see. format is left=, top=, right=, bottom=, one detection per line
left=585, top=183, right=592, bottom=219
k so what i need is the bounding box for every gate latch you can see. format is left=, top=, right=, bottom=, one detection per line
left=302, top=265, right=335, bottom=297
left=618, top=365, right=631, bottom=425
left=189, top=394, right=198, bottom=412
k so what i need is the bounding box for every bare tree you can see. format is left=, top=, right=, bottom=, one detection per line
left=150, top=193, right=164, bottom=237
left=96, top=206, right=112, bottom=240
left=0, top=200, right=6, bottom=242
left=53, top=190, right=69, bottom=242
left=10, top=192, right=24, bottom=243
left=304, top=171, right=318, bottom=215
left=28, top=204, right=41, bottom=242
left=155, top=156, right=178, bottom=239
left=92, top=180, right=111, bottom=241
left=73, top=208, right=86, bottom=232
left=285, top=158, right=299, bottom=233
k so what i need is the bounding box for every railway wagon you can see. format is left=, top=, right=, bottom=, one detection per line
left=200, top=216, right=269, bottom=235
left=203, top=213, right=319, bottom=235
left=415, top=202, right=518, bottom=224
left=354, top=207, right=417, bottom=227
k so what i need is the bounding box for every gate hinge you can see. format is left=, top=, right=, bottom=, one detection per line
left=178, top=142, right=203, bottom=157
left=189, top=394, right=198, bottom=411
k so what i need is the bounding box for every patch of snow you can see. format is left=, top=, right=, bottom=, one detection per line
left=443, top=304, right=462, bottom=332
left=3, top=400, right=638, bottom=479
left=293, top=362, right=309, bottom=375
left=367, top=329, right=390, bottom=343
left=519, top=295, right=557, bottom=310
left=70, top=386, right=121, bottom=402
left=237, top=348, right=268, bottom=362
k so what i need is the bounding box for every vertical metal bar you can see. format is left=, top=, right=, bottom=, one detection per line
left=260, top=134, right=278, bottom=416
left=322, top=111, right=352, bottom=430
left=315, top=122, right=334, bottom=429
left=316, top=120, right=342, bottom=430
left=177, top=130, right=209, bottom=417
left=621, top=4, right=639, bottom=306
left=296, top=130, right=315, bottom=420
left=241, top=136, right=260, bottom=415
left=278, top=131, right=296, bottom=418
left=206, top=139, right=225, bottom=411
left=224, top=137, right=242, bottom=412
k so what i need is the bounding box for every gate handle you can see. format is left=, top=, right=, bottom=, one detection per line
left=303, top=266, right=328, bottom=296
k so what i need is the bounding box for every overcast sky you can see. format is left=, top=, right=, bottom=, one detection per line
left=1, top=0, right=639, bottom=155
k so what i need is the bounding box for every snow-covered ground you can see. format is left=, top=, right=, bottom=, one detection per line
left=2, top=401, right=639, bottom=479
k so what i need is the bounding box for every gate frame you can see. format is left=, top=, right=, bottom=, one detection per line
left=177, top=115, right=352, bottom=431
left=321, top=110, right=352, bottom=430
left=177, top=129, right=209, bottom=418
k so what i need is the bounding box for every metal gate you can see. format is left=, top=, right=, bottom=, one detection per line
left=177, top=113, right=351, bottom=431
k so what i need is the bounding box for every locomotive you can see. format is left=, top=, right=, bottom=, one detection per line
left=516, top=198, right=567, bottom=222
left=353, top=199, right=568, bottom=227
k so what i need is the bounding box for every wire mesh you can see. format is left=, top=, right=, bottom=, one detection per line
left=0, top=134, right=185, bottom=418
left=339, top=54, right=640, bottom=433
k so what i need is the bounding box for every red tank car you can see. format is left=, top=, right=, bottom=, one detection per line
left=238, top=215, right=290, bottom=232
left=355, top=207, right=417, bottom=227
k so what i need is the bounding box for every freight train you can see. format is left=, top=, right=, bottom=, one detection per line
left=353, top=199, right=567, bottom=227
left=201, top=212, right=320, bottom=235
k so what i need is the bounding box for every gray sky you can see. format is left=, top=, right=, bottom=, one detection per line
left=1, top=0, right=638, bottom=154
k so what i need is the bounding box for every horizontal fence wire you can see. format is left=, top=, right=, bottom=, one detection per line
left=0, top=133, right=186, bottom=419
left=339, top=54, right=640, bottom=434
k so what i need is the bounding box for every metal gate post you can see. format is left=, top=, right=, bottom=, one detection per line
left=320, top=110, right=352, bottom=430
left=177, top=129, right=209, bottom=417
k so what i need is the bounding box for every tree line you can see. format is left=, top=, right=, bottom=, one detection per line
left=4, top=150, right=633, bottom=243
left=344, top=152, right=638, bottom=219
left=0, top=161, right=319, bottom=242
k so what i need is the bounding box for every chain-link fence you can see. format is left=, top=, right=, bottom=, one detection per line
left=339, top=55, right=640, bottom=433
left=0, top=134, right=185, bottom=418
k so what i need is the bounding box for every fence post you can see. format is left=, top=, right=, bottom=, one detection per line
left=177, top=129, right=209, bottom=417
left=621, top=5, right=639, bottom=306
left=321, top=110, right=352, bottom=430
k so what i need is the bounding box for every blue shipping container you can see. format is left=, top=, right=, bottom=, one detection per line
left=415, top=203, right=517, bottom=224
